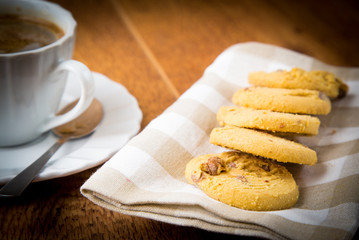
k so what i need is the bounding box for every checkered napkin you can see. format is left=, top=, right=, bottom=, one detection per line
left=81, top=42, right=359, bottom=240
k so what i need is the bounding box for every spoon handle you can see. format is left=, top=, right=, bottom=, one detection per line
left=0, top=137, right=68, bottom=197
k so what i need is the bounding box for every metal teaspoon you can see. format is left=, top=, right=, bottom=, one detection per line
left=0, top=98, right=104, bottom=197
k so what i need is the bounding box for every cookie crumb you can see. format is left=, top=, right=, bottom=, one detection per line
left=227, top=162, right=237, bottom=168
left=237, top=175, right=248, bottom=183
left=191, top=172, right=204, bottom=183
left=260, top=164, right=270, bottom=172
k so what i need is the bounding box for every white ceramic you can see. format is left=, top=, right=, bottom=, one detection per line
left=0, top=0, right=95, bottom=146
left=0, top=72, right=142, bottom=183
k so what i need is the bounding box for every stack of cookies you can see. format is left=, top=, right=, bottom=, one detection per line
left=185, top=68, right=348, bottom=211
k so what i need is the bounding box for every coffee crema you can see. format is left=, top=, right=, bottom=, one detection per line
left=0, top=14, right=64, bottom=54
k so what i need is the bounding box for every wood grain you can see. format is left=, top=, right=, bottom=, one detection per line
left=1, top=0, right=359, bottom=239
left=117, top=0, right=359, bottom=94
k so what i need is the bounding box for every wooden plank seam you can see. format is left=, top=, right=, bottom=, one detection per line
left=110, top=0, right=181, bottom=99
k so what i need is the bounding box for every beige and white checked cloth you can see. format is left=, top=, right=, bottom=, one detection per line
left=81, top=42, right=359, bottom=240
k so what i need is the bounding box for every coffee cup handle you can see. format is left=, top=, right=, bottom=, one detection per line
left=41, top=60, right=95, bottom=132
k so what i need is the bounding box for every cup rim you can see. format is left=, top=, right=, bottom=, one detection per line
left=0, top=0, right=77, bottom=57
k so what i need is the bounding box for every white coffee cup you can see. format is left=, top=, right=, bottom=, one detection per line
left=0, top=0, right=95, bottom=146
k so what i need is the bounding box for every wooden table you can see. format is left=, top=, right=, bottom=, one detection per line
left=1, top=0, right=359, bottom=239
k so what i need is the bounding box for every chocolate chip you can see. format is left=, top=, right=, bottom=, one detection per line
left=200, top=156, right=226, bottom=176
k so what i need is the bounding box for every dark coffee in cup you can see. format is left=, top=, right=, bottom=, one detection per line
left=0, top=14, right=64, bottom=53
left=0, top=0, right=95, bottom=147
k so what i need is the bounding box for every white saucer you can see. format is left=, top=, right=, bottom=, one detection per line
left=0, top=72, right=142, bottom=184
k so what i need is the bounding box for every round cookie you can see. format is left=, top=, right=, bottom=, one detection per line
left=209, top=126, right=317, bottom=165
left=185, top=151, right=299, bottom=211
left=232, top=87, right=331, bottom=115
left=248, top=68, right=348, bottom=99
left=217, top=106, right=320, bottom=135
